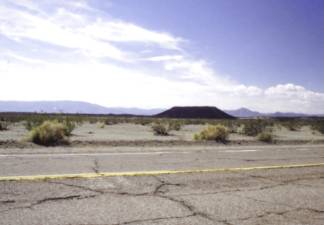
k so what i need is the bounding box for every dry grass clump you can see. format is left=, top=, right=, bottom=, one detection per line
left=61, top=119, right=75, bottom=136
left=257, top=132, right=274, bottom=143
left=134, top=118, right=152, bottom=126
left=194, top=125, right=229, bottom=143
left=24, top=118, right=75, bottom=137
left=0, top=121, right=8, bottom=131
left=97, top=122, right=105, bottom=129
left=28, top=121, right=70, bottom=146
left=24, top=120, right=42, bottom=131
left=242, top=120, right=269, bottom=136
left=281, top=121, right=301, bottom=131
left=168, top=121, right=182, bottom=131
left=151, top=122, right=169, bottom=136
left=312, top=121, right=324, bottom=134
left=104, top=119, right=116, bottom=125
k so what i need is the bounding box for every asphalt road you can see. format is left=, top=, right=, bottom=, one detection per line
left=0, top=144, right=324, bottom=225
left=0, top=144, right=323, bottom=177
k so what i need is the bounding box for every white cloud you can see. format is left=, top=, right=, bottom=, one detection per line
left=0, top=0, right=323, bottom=114
left=0, top=61, right=207, bottom=108
left=3, top=51, right=50, bottom=65
left=1, top=55, right=324, bottom=113
left=266, top=83, right=313, bottom=99
left=0, top=2, right=183, bottom=61
left=83, top=20, right=184, bottom=50
left=232, top=85, right=263, bottom=97
left=261, top=84, right=324, bottom=113
left=0, top=5, right=126, bottom=61
left=145, top=55, right=184, bottom=62
left=265, top=84, right=324, bottom=105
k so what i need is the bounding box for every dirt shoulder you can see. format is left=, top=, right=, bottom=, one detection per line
left=1, top=138, right=324, bottom=150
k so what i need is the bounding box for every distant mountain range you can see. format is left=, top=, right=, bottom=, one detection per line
left=0, top=101, right=163, bottom=116
left=224, top=107, right=322, bottom=118
left=0, top=101, right=322, bottom=118
left=224, top=108, right=263, bottom=118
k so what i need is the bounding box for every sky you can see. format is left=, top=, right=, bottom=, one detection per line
left=0, top=0, right=324, bottom=113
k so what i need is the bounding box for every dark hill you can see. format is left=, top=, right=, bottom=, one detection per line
left=155, top=106, right=235, bottom=119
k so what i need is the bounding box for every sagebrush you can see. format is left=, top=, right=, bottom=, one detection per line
left=241, top=120, right=270, bottom=136
left=151, top=123, right=169, bottom=136
left=97, top=122, right=105, bottom=128
left=168, top=121, right=182, bottom=131
left=312, top=121, right=324, bottom=134
left=194, top=125, right=229, bottom=142
left=257, top=132, right=273, bottom=143
left=28, top=121, right=70, bottom=146
left=281, top=121, right=300, bottom=131
left=61, top=119, right=75, bottom=136
left=0, top=121, right=8, bottom=131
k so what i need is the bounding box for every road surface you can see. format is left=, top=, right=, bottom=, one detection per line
left=0, top=144, right=324, bottom=224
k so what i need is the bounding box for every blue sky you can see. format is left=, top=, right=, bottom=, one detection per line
left=0, top=0, right=324, bottom=113
left=110, top=0, right=324, bottom=91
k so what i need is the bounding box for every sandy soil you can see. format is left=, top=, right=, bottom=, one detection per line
left=0, top=122, right=324, bottom=148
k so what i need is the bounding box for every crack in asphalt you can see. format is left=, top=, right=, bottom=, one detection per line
left=230, top=207, right=324, bottom=223
left=1, top=171, right=323, bottom=225
left=147, top=173, right=324, bottom=224
left=108, top=214, right=197, bottom=225
left=163, top=172, right=324, bottom=200
left=150, top=176, right=234, bottom=225
left=92, top=158, right=100, bottom=174
left=151, top=175, right=184, bottom=195
left=157, top=195, right=214, bottom=221
left=47, top=180, right=105, bottom=194
left=0, top=200, right=15, bottom=204
left=227, top=184, right=324, bottom=222
left=48, top=176, right=223, bottom=225
left=248, top=174, right=324, bottom=189
left=0, top=194, right=97, bottom=213
left=165, top=173, right=300, bottom=198
left=231, top=208, right=295, bottom=222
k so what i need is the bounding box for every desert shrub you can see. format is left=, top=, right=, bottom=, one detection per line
left=312, top=121, right=324, bottom=134
left=89, top=119, right=98, bottom=124
left=24, top=120, right=43, bottom=131
left=97, top=122, right=105, bottom=129
left=242, top=120, right=269, bottom=136
left=168, top=121, right=182, bottom=131
left=134, top=118, right=152, bottom=126
left=257, top=132, right=273, bottom=143
left=220, top=121, right=238, bottom=133
left=104, top=119, right=119, bottom=125
left=24, top=121, right=33, bottom=131
left=151, top=123, right=169, bottom=136
left=104, top=119, right=111, bottom=125
left=227, top=123, right=239, bottom=133
left=25, top=118, right=75, bottom=136
left=281, top=121, right=300, bottom=131
left=0, top=121, right=8, bottom=131
left=194, top=125, right=229, bottom=143
left=140, top=120, right=151, bottom=126
left=61, top=119, right=76, bottom=136
left=28, top=121, right=69, bottom=146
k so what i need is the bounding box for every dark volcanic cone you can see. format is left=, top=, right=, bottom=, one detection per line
left=155, top=106, right=235, bottom=119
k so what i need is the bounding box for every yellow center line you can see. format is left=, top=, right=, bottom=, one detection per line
left=1, top=162, right=324, bottom=181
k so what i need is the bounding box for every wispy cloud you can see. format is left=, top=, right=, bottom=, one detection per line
left=0, top=0, right=323, bottom=113
left=0, top=1, right=182, bottom=61
left=83, top=20, right=184, bottom=50
left=144, top=55, right=184, bottom=62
